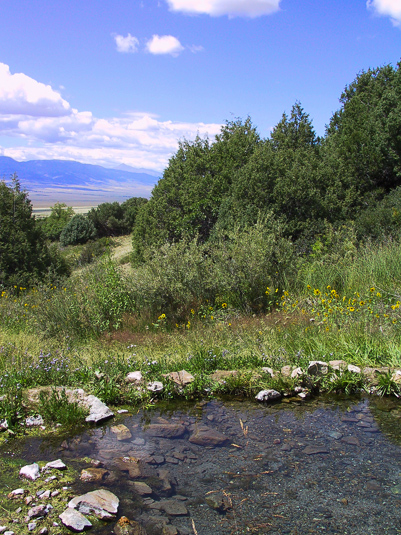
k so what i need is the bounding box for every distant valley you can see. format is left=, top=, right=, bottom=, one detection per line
left=0, top=156, right=159, bottom=208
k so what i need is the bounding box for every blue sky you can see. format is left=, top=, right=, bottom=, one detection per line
left=0, top=0, right=400, bottom=173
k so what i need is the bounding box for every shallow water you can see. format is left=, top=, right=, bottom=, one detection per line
left=4, top=395, right=401, bottom=534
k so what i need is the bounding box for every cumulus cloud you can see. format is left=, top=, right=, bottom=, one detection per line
left=0, top=63, right=71, bottom=117
left=367, top=0, right=401, bottom=25
left=114, top=33, right=140, bottom=53
left=0, top=63, right=221, bottom=172
left=146, top=34, right=185, bottom=56
left=166, top=0, right=281, bottom=18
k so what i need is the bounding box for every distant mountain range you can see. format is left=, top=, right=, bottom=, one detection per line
left=0, top=156, right=160, bottom=207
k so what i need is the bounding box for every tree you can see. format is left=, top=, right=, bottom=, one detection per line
left=0, top=176, right=65, bottom=286
left=38, top=202, right=74, bottom=241
left=60, top=214, right=96, bottom=246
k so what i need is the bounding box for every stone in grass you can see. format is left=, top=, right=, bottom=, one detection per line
left=25, top=415, right=44, bottom=427
left=59, top=508, right=92, bottom=532
left=147, top=381, right=163, bottom=393
left=20, top=463, right=40, bottom=481
left=261, top=367, right=274, bottom=378
left=308, top=361, right=329, bottom=376
left=255, top=389, right=281, bottom=402
left=43, top=459, right=67, bottom=471
left=125, top=371, right=143, bottom=384
left=348, top=364, right=361, bottom=374
left=7, top=488, right=25, bottom=498
left=167, top=370, right=195, bottom=387
left=329, top=360, right=348, bottom=371
left=28, top=505, right=48, bottom=519
left=291, top=367, right=303, bottom=379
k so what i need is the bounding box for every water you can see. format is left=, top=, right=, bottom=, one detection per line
left=2, top=395, right=401, bottom=534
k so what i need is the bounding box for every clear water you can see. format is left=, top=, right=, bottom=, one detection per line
left=3, top=395, right=401, bottom=534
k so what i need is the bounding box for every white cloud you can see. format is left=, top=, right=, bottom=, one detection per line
left=0, top=63, right=221, bottom=172
left=114, top=33, right=139, bottom=53
left=166, top=0, right=281, bottom=18
left=146, top=35, right=185, bottom=56
left=367, top=0, right=401, bottom=26
left=188, top=44, right=205, bottom=53
left=0, top=63, right=71, bottom=117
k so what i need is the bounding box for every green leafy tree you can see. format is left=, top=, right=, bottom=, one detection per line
left=60, top=214, right=96, bottom=246
left=38, top=202, right=74, bottom=241
left=0, top=176, right=66, bottom=286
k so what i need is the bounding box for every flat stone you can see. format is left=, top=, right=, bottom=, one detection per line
left=125, top=371, right=143, bottom=384
left=341, top=436, right=360, bottom=446
left=8, top=488, right=25, bottom=498
left=281, top=366, right=292, bottom=377
left=25, top=415, right=44, bottom=427
left=291, top=367, right=303, bottom=378
left=20, top=463, right=40, bottom=481
left=205, top=492, right=231, bottom=512
left=145, top=424, right=186, bottom=438
left=348, top=364, right=361, bottom=374
left=69, top=489, right=119, bottom=517
left=84, top=395, right=114, bottom=423
left=80, top=468, right=109, bottom=482
left=111, top=424, right=132, bottom=441
left=210, top=370, right=238, bottom=382
left=189, top=426, right=229, bottom=447
left=261, top=367, right=275, bottom=377
left=328, top=431, right=343, bottom=439
left=44, top=459, right=67, bottom=471
left=167, top=370, right=195, bottom=386
left=59, top=508, right=92, bottom=532
left=329, top=360, right=348, bottom=370
left=302, top=446, right=329, bottom=455
left=255, top=389, right=281, bottom=402
left=27, top=505, right=47, bottom=519
left=159, top=500, right=188, bottom=516
left=132, top=482, right=153, bottom=495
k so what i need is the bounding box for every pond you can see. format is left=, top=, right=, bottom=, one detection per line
left=2, top=395, right=401, bottom=534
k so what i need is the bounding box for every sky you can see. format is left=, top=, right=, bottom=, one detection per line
left=1, top=0, right=401, bottom=174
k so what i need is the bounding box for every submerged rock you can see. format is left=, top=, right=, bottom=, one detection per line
left=114, top=517, right=147, bottom=535
left=111, top=424, right=132, bottom=441
left=145, top=424, right=186, bottom=439
left=189, top=426, right=229, bottom=446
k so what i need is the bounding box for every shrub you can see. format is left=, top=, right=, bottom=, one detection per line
left=60, top=214, right=96, bottom=246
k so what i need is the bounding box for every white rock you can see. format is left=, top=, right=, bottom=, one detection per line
left=147, top=381, right=164, bottom=392
left=261, top=367, right=274, bottom=377
left=9, top=488, right=25, bottom=496
left=84, top=395, right=114, bottom=423
left=117, top=409, right=129, bottom=414
left=28, top=523, right=37, bottom=532
left=25, top=415, right=44, bottom=427
left=4, top=531, right=15, bottom=535
left=0, top=419, right=8, bottom=431
left=255, top=389, right=281, bottom=402
left=348, top=364, right=361, bottom=374
left=43, top=459, right=67, bottom=471
left=0, top=527, right=7, bottom=534
left=69, top=489, right=119, bottom=518
left=59, top=508, right=92, bottom=532
left=291, top=367, right=303, bottom=378
left=125, top=371, right=143, bottom=383
left=20, top=463, right=40, bottom=481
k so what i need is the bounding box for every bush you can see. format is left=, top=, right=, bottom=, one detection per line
left=38, top=202, right=74, bottom=241
left=60, top=214, right=96, bottom=246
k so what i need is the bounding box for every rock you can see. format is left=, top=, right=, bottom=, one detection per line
left=302, top=446, right=329, bottom=455
left=80, top=468, right=109, bottom=482
left=28, top=523, right=37, bottom=532
left=27, top=505, right=47, bottom=519
left=4, top=531, right=15, bottom=535
left=341, top=436, right=360, bottom=446
left=392, top=370, right=401, bottom=383
left=255, top=389, right=281, bottom=402
left=159, top=500, right=188, bottom=516
left=205, top=492, right=231, bottom=512
left=280, top=365, right=292, bottom=377
left=328, top=431, right=343, bottom=439
left=25, top=415, right=44, bottom=427
left=126, top=371, right=143, bottom=384
left=59, top=508, right=92, bottom=532
left=84, top=395, right=114, bottom=423
left=147, top=381, right=163, bottom=392
left=261, top=367, right=275, bottom=377
left=0, top=419, right=8, bottom=431
left=43, top=459, right=67, bottom=471
left=111, top=424, right=132, bottom=441
left=189, top=426, right=229, bottom=446
left=308, top=361, right=329, bottom=376
left=112, top=456, right=142, bottom=478
left=291, top=367, right=303, bottom=379
left=69, top=489, right=119, bottom=518
left=210, top=370, right=238, bottom=382
left=118, top=409, right=129, bottom=414
left=163, top=527, right=178, bottom=535
left=39, top=529, right=49, bottom=535
left=8, top=488, right=25, bottom=498
left=348, top=364, right=361, bottom=374
left=145, top=424, right=186, bottom=438
left=114, top=517, right=147, bottom=535
left=329, top=360, right=348, bottom=371
left=132, top=482, right=153, bottom=496
left=167, top=370, right=195, bottom=386
left=20, top=463, right=40, bottom=481
left=40, top=490, right=51, bottom=500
